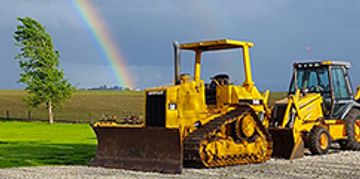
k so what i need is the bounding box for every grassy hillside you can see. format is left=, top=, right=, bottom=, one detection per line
left=0, top=121, right=96, bottom=167
left=0, top=90, right=144, bottom=122
left=269, top=92, right=287, bottom=105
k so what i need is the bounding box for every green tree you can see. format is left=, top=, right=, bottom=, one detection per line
left=14, top=17, right=75, bottom=124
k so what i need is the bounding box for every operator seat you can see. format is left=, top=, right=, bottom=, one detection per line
left=206, top=73, right=230, bottom=105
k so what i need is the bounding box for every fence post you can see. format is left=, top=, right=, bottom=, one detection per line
left=6, top=110, right=9, bottom=120
left=28, top=111, right=32, bottom=121
left=89, top=113, right=93, bottom=124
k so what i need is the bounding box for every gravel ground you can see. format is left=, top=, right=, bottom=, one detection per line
left=1, top=150, right=360, bottom=179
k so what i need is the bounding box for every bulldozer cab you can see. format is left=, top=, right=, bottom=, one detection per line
left=174, top=39, right=255, bottom=87
left=289, top=61, right=353, bottom=118
left=173, top=39, right=262, bottom=109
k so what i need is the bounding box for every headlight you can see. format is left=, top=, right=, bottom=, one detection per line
left=168, top=103, right=177, bottom=110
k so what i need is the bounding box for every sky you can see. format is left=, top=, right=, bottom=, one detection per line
left=1, top=0, right=360, bottom=91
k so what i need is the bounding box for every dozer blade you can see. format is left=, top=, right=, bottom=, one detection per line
left=91, top=127, right=182, bottom=173
left=268, top=128, right=304, bottom=159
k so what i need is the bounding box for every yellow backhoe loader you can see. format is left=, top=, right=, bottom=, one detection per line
left=269, top=61, right=360, bottom=159
left=91, top=39, right=273, bottom=173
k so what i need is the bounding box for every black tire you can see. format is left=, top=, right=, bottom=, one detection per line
left=343, top=109, right=360, bottom=150
left=338, top=140, right=348, bottom=150
left=308, top=126, right=331, bottom=155
left=303, top=132, right=310, bottom=148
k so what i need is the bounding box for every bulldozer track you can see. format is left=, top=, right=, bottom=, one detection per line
left=183, top=106, right=272, bottom=168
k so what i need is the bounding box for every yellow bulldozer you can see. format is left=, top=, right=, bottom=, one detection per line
left=91, top=39, right=273, bottom=173
left=269, top=61, right=360, bottom=159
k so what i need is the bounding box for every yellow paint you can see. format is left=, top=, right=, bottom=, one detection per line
left=241, top=113, right=256, bottom=137
left=355, top=86, right=360, bottom=101
left=321, top=60, right=332, bottom=65
left=179, top=39, right=254, bottom=51
left=325, top=120, right=346, bottom=140
left=242, top=45, right=254, bottom=87
left=319, top=133, right=329, bottom=150
left=270, top=89, right=327, bottom=158
left=143, top=39, right=268, bottom=137
left=194, top=51, right=202, bottom=81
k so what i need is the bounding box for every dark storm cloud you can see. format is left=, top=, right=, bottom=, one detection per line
left=1, top=0, right=360, bottom=90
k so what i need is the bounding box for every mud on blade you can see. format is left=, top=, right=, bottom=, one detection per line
left=91, top=127, right=182, bottom=173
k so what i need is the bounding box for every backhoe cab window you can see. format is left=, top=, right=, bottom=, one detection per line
left=331, top=67, right=351, bottom=99
left=290, top=67, right=330, bottom=96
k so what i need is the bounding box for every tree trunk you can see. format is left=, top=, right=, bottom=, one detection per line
left=48, top=100, right=54, bottom=124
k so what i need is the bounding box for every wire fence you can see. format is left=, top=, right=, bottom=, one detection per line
left=0, top=110, right=133, bottom=124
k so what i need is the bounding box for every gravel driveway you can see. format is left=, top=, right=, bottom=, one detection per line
left=1, top=150, right=360, bottom=179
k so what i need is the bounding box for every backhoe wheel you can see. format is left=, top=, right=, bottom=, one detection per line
left=308, top=126, right=331, bottom=155
left=343, top=109, right=360, bottom=150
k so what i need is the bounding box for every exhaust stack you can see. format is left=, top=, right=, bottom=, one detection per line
left=173, top=41, right=180, bottom=85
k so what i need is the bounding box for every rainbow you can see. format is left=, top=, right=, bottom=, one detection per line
left=71, top=0, right=135, bottom=88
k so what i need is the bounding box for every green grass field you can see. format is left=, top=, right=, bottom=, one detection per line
left=0, top=121, right=96, bottom=168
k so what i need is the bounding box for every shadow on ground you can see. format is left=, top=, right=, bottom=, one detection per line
left=0, top=141, right=96, bottom=168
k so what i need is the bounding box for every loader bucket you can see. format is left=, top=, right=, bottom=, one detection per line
left=268, top=128, right=304, bottom=159
left=91, top=126, right=182, bottom=173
